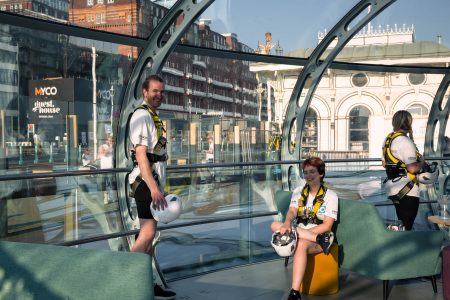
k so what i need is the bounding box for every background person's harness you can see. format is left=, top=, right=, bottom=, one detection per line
left=382, top=131, right=421, bottom=203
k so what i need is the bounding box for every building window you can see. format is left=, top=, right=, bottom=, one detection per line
left=408, top=73, right=426, bottom=85
left=87, top=0, right=93, bottom=6
left=349, top=106, right=370, bottom=151
left=98, top=0, right=103, bottom=4
left=351, top=73, right=368, bottom=87
left=407, top=104, right=428, bottom=116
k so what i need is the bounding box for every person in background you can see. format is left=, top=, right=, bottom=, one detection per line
left=205, top=136, right=214, bottom=163
left=382, top=110, right=423, bottom=230
left=128, top=74, right=176, bottom=300
left=270, top=157, right=338, bottom=300
left=98, top=135, right=114, bottom=204
left=81, top=148, right=92, bottom=166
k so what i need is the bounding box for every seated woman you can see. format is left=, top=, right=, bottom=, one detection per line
left=270, top=157, right=338, bottom=300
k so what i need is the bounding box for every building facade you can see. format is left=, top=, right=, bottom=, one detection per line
left=251, top=25, right=450, bottom=159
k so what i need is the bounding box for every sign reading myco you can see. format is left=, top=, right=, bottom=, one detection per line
left=28, top=79, right=73, bottom=123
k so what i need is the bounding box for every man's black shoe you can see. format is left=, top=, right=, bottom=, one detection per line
left=154, top=284, right=176, bottom=300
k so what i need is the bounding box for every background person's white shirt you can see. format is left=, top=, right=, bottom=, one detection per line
left=383, top=135, right=420, bottom=198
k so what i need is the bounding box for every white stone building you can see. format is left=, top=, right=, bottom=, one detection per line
left=251, top=25, right=450, bottom=159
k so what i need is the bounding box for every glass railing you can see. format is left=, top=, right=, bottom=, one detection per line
left=0, top=158, right=447, bottom=281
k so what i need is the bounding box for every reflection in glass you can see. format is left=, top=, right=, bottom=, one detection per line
left=0, top=25, right=133, bottom=173
left=441, top=84, right=450, bottom=111
left=432, top=120, right=440, bottom=153
left=288, top=118, right=297, bottom=154
left=301, top=108, right=318, bottom=157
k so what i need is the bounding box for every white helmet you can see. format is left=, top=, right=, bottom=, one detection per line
left=271, top=230, right=297, bottom=257
left=150, top=194, right=182, bottom=224
left=417, top=162, right=439, bottom=185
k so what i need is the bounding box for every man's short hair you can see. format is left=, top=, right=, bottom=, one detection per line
left=142, top=74, right=164, bottom=91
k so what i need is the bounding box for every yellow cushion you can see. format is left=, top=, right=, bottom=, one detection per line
left=300, top=243, right=339, bottom=295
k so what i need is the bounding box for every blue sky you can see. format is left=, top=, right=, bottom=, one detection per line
left=202, top=0, right=450, bottom=53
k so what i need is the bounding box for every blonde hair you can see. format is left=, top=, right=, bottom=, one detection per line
left=392, top=110, right=414, bottom=141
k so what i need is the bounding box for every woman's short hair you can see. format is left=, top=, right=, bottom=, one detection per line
left=302, top=157, right=326, bottom=181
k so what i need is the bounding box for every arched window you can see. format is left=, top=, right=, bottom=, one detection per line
left=407, top=104, right=428, bottom=116
left=349, top=106, right=370, bottom=151
left=301, top=108, right=318, bottom=157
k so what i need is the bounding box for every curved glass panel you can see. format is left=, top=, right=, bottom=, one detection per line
left=0, top=23, right=137, bottom=175
left=1, top=0, right=448, bottom=285
left=432, top=119, right=439, bottom=153
left=288, top=117, right=296, bottom=154
left=0, top=21, right=137, bottom=247
left=297, top=75, right=312, bottom=108
left=189, top=0, right=359, bottom=55
left=441, top=83, right=450, bottom=111
left=327, top=0, right=450, bottom=65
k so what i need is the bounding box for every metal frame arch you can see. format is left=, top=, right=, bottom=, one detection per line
left=424, top=74, right=450, bottom=156
left=116, top=0, right=215, bottom=236
left=280, top=0, right=396, bottom=189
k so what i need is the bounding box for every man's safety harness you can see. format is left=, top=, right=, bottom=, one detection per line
left=130, top=104, right=168, bottom=165
left=129, top=104, right=168, bottom=197
left=383, top=131, right=421, bottom=204
left=296, top=184, right=327, bottom=226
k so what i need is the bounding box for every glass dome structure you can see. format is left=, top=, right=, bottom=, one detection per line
left=1, top=0, right=450, bottom=281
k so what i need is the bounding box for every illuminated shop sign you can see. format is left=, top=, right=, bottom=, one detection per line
left=29, top=78, right=74, bottom=101
left=32, top=100, right=61, bottom=115
left=29, top=99, right=66, bottom=122
left=35, top=86, right=58, bottom=96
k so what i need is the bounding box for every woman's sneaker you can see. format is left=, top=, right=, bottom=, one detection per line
left=316, top=232, right=334, bottom=255
left=287, top=289, right=301, bottom=300
left=154, top=284, right=176, bottom=300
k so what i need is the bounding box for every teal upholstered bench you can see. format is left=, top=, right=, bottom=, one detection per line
left=0, top=241, right=154, bottom=300
left=336, top=199, right=444, bottom=300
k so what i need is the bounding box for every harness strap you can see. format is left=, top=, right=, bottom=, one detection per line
left=297, top=184, right=326, bottom=225
left=383, top=131, right=421, bottom=201
left=388, top=180, right=416, bottom=204
left=129, top=171, right=160, bottom=197
left=135, top=104, right=166, bottom=140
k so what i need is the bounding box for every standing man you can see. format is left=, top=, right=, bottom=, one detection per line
left=128, top=74, right=175, bottom=299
